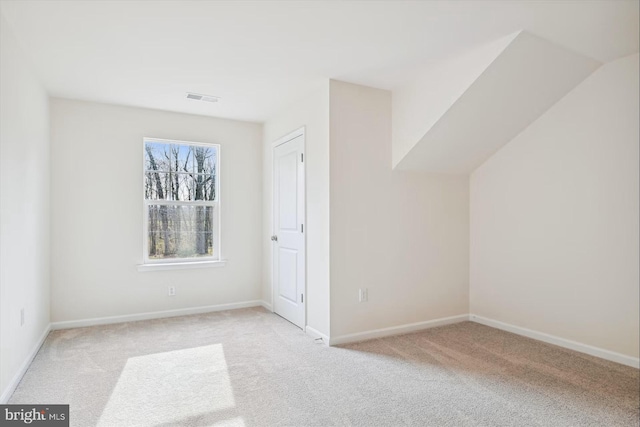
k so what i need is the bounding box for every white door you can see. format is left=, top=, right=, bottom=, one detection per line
left=272, top=131, right=305, bottom=329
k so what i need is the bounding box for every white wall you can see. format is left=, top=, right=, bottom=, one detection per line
left=50, top=99, right=262, bottom=322
left=0, top=17, right=50, bottom=399
left=262, top=83, right=331, bottom=337
left=330, top=80, right=469, bottom=338
left=470, top=53, right=639, bottom=358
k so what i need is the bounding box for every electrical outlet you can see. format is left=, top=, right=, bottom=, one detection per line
left=168, top=286, right=176, bottom=296
left=358, top=288, right=369, bottom=303
left=20, top=308, right=25, bottom=326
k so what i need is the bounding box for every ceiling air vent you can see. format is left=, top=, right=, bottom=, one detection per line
left=186, top=92, right=220, bottom=103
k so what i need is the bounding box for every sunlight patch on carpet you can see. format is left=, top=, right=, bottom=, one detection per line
left=97, top=344, right=235, bottom=426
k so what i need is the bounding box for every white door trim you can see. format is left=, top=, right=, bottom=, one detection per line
left=272, top=127, right=306, bottom=328
left=272, top=127, right=305, bottom=148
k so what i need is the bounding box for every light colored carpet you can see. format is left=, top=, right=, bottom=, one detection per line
left=9, top=307, right=639, bottom=427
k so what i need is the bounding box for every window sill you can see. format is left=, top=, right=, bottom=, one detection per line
left=137, top=260, right=227, bottom=272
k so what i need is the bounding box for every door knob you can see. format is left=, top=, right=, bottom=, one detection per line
left=271, top=235, right=278, bottom=242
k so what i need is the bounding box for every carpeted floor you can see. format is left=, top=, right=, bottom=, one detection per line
left=9, top=307, right=639, bottom=426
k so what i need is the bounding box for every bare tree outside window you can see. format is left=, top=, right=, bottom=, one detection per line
left=143, top=139, right=219, bottom=262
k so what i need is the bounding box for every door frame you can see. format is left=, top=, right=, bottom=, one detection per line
left=271, top=126, right=306, bottom=328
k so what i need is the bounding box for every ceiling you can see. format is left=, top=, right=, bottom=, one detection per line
left=1, top=0, right=637, bottom=122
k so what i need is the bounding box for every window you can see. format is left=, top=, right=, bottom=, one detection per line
left=143, top=138, right=220, bottom=264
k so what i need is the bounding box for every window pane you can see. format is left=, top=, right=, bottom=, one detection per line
left=193, top=146, right=217, bottom=175
left=147, top=204, right=216, bottom=259
left=144, top=142, right=171, bottom=172
left=193, top=174, right=216, bottom=201
left=171, top=144, right=194, bottom=174
left=145, top=172, right=170, bottom=200
left=174, top=172, right=194, bottom=201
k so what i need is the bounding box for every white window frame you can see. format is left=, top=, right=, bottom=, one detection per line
left=141, top=137, right=222, bottom=266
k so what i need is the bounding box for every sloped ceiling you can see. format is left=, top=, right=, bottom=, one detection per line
left=392, top=31, right=602, bottom=174
left=391, top=33, right=518, bottom=168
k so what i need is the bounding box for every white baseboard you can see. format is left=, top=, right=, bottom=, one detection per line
left=0, top=323, right=51, bottom=403
left=329, top=314, right=469, bottom=346
left=305, top=326, right=329, bottom=344
left=260, top=300, right=273, bottom=312
left=469, top=314, right=639, bottom=369
left=51, top=300, right=265, bottom=330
